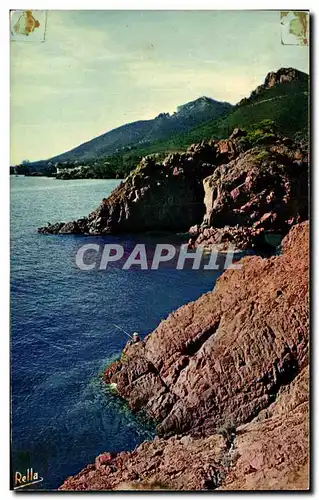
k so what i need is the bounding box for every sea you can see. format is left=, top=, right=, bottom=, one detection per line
left=10, top=176, right=227, bottom=490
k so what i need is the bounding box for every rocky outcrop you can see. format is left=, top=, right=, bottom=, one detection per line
left=39, top=156, right=210, bottom=235
left=38, top=131, right=245, bottom=236
left=105, top=221, right=309, bottom=438
left=190, top=140, right=308, bottom=250
left=221, top=366, right=309, bottom=490
left=38, top=130, right=308, bottom=246
left=59, top=433, right=226, bottom=491
left=263, top=67, right=308, bottom=89
left=60, top=367, right=309, bottom=491
left=238, top=67, right=309, bottom=106
left=60, top=222, right=309, bottom=491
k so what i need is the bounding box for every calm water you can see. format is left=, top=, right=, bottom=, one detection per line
left=10, top=176, right=225, bottom=490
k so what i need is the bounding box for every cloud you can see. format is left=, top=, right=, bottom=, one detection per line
left=12, top=19, right=114, bottom=72
left=10, top=10, right=309, bottom=164
left=122, top=60, right=263, bottom=104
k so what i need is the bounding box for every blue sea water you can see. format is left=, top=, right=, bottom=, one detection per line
left=10, top=176, right=225, bottom=490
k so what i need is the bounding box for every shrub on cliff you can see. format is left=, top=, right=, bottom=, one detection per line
left=236, top=120, right=277, bottom=150
left=216, top=421, right=236, bottom=448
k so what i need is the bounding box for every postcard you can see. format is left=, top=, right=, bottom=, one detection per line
left=10, top=10, right=310, bottom=491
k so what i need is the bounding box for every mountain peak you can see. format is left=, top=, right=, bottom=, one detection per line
left=263, top=67, right=308, bottom=89
left=237, top=67, right=309, bottom=106
left=176, top=96, right=231, bottom=116
left=26, top=96, right=232, bottom=167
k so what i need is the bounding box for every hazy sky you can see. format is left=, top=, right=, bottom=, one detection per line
left=10, top=10, right=309, bottom=164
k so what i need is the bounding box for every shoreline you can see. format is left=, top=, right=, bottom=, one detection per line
left=60, top=221, right=309, bottom=491
left=34, top=125, right=308, bottom=490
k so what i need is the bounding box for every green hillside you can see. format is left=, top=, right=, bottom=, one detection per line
left=161, top=79, right=309, bottom=150
left=56, top=78, right=309, bottom=180
left=18, top=70, right=309, bottom=180
left=107, top=79, right=309, bottom=164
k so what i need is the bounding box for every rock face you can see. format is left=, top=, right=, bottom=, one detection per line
left=39, top=156, right=210, bottom=235
left=221, top=366, right=309, bottom=491
left=60, top=222, right=309, bottom=491
left=38, top=130, right=308, bottom=246
left=60, top=433, right=227, bottom=491
left=238, top=67, right=309, bottom=106
left=106, top=221, right=309, bottom=438
left=263, top=67, right=308, bottom=89
left=60, top=367, right=309, bottom=491
left=191, top=140, right=308, bottom=250
left=37, top=131, right=245, bottom=236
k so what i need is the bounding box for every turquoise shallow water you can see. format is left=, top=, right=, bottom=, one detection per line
left=10, top=176, right=225, bottom=490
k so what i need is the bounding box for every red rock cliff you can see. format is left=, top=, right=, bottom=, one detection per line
left=109, top=221, right=309, bottom=439
left=60, top=221, right=309, bottom=491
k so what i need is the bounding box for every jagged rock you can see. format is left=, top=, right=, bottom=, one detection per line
left=238, top=67, right=308, bottom=106
left=103, top=359, right=122, bottom=383
left=95, top=452, right=115, bottom=471
left=38, top=219, right=88, bottom=235
left=59, top=432, right=226, bottom=491
left=195, top=142, right=308, bottom=250
left=193, top=225, right=264, bottom=252
left=263, top=67, right=308, bottom=89
left=109, top=222, right=309, bottom=438
left=36, top=131, right=248, bottom=236
left=59, top=221, right=82, bottom=234
left=59, top=368, right=308, bottom=490
left=59, top=223, right=309, bottom=491
left=220, top=366, right=309, bottom=490
left=37, top=131, right=307, bottom=243
left=38, top=154, right=213, bottom=234
left=38, top=222, right=65, bottom=234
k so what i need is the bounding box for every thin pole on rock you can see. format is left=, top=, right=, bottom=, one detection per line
left=113, top=323, right=133, bottom=340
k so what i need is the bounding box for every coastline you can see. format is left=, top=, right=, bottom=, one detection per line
left=35, top=108, right=309, bottom=491
left=10, top=13, right=310, bottom=492
left=60, top=221, right=309, bottom=491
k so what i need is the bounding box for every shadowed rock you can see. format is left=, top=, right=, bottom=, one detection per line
left=37, top=131, right=247, bottom=236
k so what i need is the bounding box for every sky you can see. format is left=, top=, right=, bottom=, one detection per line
left=10, top=10, right=309, bottom=164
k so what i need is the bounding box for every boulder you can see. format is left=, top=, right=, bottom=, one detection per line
left=38, top=222, right=65, bottom=234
